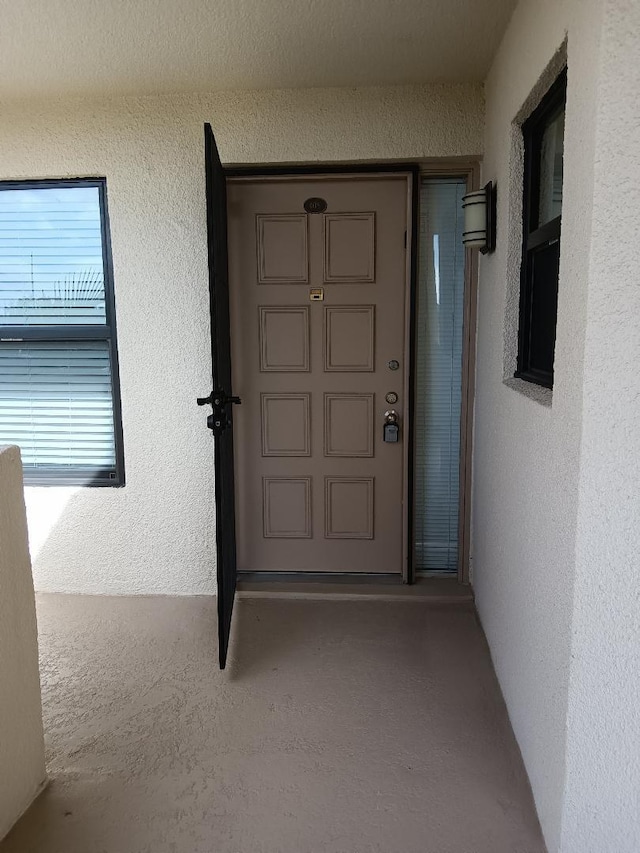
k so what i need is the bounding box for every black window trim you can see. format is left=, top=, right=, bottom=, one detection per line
left=515, top=67, right=567, bottom=389
left=0, top=177, right=125, bottom=486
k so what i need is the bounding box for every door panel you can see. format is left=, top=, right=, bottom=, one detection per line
left=227, top=175, right=409, bottom=574
left=257, top=214, right=309, bottom=283
left=324, top=305, right=375, bottom=371
left=323, top=213, right=376, bottom=282
left=259, top=307, right=310, bottom=372
left=263, top=477, right=312, bottom=538
left=324, top=393, right=374, bottom=457
left=261, top=393, right=311, bottom=457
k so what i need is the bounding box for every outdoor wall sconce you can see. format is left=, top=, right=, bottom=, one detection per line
left=462, top=181, right=496, bottom=254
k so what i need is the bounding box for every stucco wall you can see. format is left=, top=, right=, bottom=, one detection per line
left=0, top=83, right=483, bottom=594
left=559, top=1, right=640, bottom=850
left=473, top=0, right=603, bottom=849
left=0, top=446, right=46, bottom=840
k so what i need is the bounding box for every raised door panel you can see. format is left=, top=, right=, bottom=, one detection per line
left=256, top=214, right=308, bottom=284
left=325, top=477, right=374, bottom=539
left=259, top=306, right=310, bottom=372
left=263, top=477, right=312, bottom=538
left=324, top=305, right=375, bottom=372
left=261, top=393, right=311, bottom=457
left=323, top=213, right=376, bottom=282
left=324, top=394, right=374, bottom=457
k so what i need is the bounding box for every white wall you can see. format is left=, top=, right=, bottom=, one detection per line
left=0, top=446, right=46, bottom=840
left=0, top=83, right=483, bottom=595
left=473, top=0, right=603, bottom=849
left=560, top=1, right=640, bottom=849
left=476, top=0, right=640, bottom=851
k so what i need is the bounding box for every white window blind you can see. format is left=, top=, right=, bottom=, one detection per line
left=0, top=342, right=116, bottom=470
left=0, top=186, right=106, bottom=325
left=0, top=180, right=122, bottom=485
left=414, top=178, right=466, bottom=572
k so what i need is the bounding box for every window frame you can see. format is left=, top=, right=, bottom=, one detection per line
left=515, top=68, right=567, bottom=389
left=0, top=177, right=125, bottom=486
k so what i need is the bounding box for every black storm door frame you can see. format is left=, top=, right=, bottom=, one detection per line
left=199, top=123, right=240, bottom=670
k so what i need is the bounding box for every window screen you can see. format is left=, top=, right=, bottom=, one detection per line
left=0, top=179, right=124, bottom=485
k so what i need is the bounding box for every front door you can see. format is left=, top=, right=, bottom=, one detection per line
left=227, top=174, right=411, bottom=575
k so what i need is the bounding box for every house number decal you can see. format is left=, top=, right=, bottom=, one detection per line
left=304, top=197, right=327, bottom=213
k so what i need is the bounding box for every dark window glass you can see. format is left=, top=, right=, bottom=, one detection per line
left=528, top=241, right=561, bottom=375
left=537, top=108, right=565, bottom=227
left=516, top=68, right=567, bottom=389
left=0, top=179, right=124, bottom=485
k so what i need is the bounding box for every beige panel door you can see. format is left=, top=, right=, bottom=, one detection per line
left=227, top=175, right=409, bottom=574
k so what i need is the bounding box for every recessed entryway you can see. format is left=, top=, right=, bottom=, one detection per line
left=223, top=168, right=475, bottom=584
left=200, top=129, right=477, bottom=665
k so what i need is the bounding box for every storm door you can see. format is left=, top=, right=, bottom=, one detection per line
left=198, top=123, right=240, bottom=669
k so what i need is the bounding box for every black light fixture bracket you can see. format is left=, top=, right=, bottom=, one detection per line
left=481, top=181, right=497, bottom=255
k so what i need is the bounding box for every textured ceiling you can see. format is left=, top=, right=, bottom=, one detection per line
left=0, top=0, right=516, bottom=101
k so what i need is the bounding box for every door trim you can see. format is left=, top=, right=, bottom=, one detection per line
left=225, top=160, right=478, bottom=585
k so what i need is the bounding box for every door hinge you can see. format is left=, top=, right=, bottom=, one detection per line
left=404, top=230, right=407, bottom=248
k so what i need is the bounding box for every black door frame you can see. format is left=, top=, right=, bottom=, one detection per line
left=225, top=162, right=420, bottom=583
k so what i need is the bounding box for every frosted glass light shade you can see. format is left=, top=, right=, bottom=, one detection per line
left=462, top=188, right=488, bottom=247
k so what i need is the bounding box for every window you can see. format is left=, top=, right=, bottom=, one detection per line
left=414, top=177, right=467, bottom=572
left=516, top=68, right=567, bottom=388
left=0, top=179, right=124, bottom=485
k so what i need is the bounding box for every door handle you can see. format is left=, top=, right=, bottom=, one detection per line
left=197, top=389, right=242, bottom=437
left=197, top=391, right=242, bottom=407
left=216, top=394, right=242, bottom=407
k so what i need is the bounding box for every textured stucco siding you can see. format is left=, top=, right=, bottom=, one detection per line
left=0, top=83, right=483, bottom=595
left=473, top=0, right=604, bottom=850
left=0, top=446, right=46, bottom=840
left=559, top=1, right=640, bottom=850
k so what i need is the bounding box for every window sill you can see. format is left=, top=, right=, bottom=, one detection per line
left=503, top=376, right=552, bottom=407
left=23, top=472, right=124, bottom=487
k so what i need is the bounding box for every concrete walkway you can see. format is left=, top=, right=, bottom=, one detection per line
left=2, top=594, right=545, bottom=853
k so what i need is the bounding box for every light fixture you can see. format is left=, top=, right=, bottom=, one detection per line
left=462, top=181, right=496, bottom=254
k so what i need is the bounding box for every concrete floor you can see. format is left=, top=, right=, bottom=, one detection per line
left=2, top=594, right=546, bottom=853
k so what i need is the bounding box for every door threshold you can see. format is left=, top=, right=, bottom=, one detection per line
left=238, top=571, right=404, bottom=585
left=236, top=573, right=473, bottom=603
